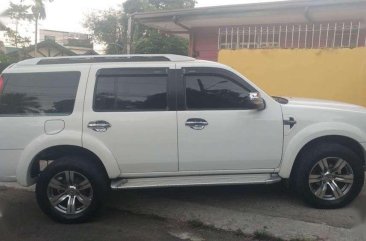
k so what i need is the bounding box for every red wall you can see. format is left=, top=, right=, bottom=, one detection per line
left=192, top=28, right=219, bottom=61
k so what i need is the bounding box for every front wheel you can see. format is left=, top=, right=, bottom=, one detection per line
left=293, top=143, right=364, bottom=209
left=36, top=156, right=109, bottom=223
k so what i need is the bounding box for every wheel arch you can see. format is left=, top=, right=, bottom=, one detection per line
left=17, top=144, right=120, bottom=186
left=280, top=134, right=365, bottom=179
left=290, top=135, right=365, bottom=178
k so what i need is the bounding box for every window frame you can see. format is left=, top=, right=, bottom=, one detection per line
left=180, top=67, right=257, bottom=111
left=0, top=71, right=81, bottom=117
left=92, top=67, right=174, bottom=112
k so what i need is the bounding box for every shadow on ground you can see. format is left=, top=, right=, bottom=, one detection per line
left=0, top=188, right=253, bottom=241
left=108, top=182, right=366, bottom=229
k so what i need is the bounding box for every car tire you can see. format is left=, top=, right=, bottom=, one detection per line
left=35, top=155, right=109, bottom=223
left=293, top=142, right=364, bottom=209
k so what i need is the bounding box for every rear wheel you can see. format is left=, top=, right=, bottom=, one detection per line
left=293, top=143, right=364, bottom=208
left=36, top=156, right=109, bottom=223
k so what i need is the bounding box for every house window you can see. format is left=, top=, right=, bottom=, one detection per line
left=218, top=21, right=364, bottom=49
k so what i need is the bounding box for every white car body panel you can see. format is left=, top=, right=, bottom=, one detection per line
left=175, top=62, right=284, bottom=171
left=279, top=98, right=366, bottom=178
left=0, top=65, right=89, bottom=185
left=82, top=63, right=178, bottom=174
left=177, top=108, right=283, bottom=171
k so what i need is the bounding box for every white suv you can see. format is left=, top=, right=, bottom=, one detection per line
left=0, top=55, right=365, bottom=223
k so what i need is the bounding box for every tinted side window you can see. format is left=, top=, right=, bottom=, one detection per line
left=94, top=74, right=168, bottom=112
left=0, top=72, right=80, bottom=116
left=185, top=74, right=251, bottom=110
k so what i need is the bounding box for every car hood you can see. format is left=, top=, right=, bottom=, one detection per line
left=284, top=97, right=366, bottom=113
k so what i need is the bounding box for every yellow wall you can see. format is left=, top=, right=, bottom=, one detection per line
left=218, top=48, right=366, bottom=107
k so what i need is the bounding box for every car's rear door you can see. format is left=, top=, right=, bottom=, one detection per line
left=83, top=63, right=178, bottom=174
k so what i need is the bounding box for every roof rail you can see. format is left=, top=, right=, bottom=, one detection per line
left=16, top=54, right=195, bottom=66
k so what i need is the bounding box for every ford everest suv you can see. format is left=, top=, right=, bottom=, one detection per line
left=0, top=55, right=365, bottom=223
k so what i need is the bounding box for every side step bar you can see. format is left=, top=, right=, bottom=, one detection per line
left=111, top=173, right=281, bottom=189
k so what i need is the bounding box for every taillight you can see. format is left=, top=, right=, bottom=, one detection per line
left=0, top=75, right=3, bottom=94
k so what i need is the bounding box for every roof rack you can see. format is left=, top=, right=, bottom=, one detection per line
left=16, top=54, right=195, bottom=66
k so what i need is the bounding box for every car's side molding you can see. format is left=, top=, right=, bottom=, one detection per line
left=16, top=131, right=120, bottom=186
left=279, top=122, right=366, bottom=178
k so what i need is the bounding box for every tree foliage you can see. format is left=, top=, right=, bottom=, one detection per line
left=1, top=2, right=32, bottom=48
left=85, top=0, right=196, bottom=55
left=30, top=0, right=54, bottom=21
left=84, top=10, right=128, bottom=54
left=2, top=2, right=32, bottom=21
left=134, top=31, right=188, bottom=55
left=123, top=0, right=195, bottom=13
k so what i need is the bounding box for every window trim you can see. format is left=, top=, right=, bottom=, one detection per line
left=0, top=71, right=81, bottom=117
left=181, top=67, right=257, bottom=111
left=93, top=68, right=172, bottom=112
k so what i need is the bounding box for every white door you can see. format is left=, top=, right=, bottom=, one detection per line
left=83, top=64, right=178, bottom=174
left=177, top=66, right=283, bottom=172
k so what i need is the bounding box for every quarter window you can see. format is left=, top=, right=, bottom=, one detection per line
left=185, top=74, right=251, bottom=110
left=94, top=74, right=168, bottom=112
left=0, top=72, right=80, bottom=116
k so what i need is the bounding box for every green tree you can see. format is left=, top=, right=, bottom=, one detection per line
left=84, top=9, right=128, bottom=54
left=30, top=0, right=54, bottom=54
left=0, top=22, right=6, bottom=31
left=123, top=0, right=195, bottom=13
left=134, top=30, right=188, bottom=55
left=2, top=3, right=32, bottom=47
left=85, top=0, right=196, bottom=55
left=1, top=2, right=32, bottom=48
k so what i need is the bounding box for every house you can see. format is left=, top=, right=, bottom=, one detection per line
left=133, top=0, right=366, bottom=107
left=40, top=29, right=94, bottom=55
left=6, top=39, right=98, bottom=61
left=6, top=40, right=77, bottom=60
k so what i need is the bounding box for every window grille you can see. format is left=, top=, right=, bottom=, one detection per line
left=218, top=21, right=365, bottom=49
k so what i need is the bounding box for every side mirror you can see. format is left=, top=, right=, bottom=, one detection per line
left=248, top=92, right=266, bottom=110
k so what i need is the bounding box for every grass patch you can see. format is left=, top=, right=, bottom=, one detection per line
left=289, top=239, right=317, bottom=241
left=187, top=219, right=221, bottom=231
left=253, top=229, right=317, bottom=241
left=253, top=229, right=284, bottom=241
left=116, top=209, right=168, bottom=221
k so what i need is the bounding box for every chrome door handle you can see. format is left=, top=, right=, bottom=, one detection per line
left=87, top=120, right=111, bottom=132
left=185, top=118, right=208, bottom=130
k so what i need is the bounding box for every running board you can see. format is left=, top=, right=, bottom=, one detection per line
left=111, top=173, right=281, bottom=189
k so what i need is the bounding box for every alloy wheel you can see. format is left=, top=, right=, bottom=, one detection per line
left=47, top=171, right=93, bottom=215
left=308, top=157, right=354, bottom=201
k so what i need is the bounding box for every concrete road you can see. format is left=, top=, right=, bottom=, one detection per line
left=108, top=182, right=366, bottom=241
left=1, top=182, right=366, bottom=241
left=0, top=187, right=254, bottom=241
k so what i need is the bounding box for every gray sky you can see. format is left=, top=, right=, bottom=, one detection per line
left=0, top=0, right=281, bottom=49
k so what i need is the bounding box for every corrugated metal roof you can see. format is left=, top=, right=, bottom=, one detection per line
left=134, top=0, right=366, bottom=33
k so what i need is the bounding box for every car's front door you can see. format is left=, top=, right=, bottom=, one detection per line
left=83, top=64, right=178, bottom=174
left=176, top=66, right=283, bottom=172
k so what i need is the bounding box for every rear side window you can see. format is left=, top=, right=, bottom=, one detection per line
left=0, top=72, right=80, bottom=116
left=94, top=72, right=168, bottom=112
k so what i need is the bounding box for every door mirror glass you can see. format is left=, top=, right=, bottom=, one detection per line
left=248, top=92, right=265, bottom=110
